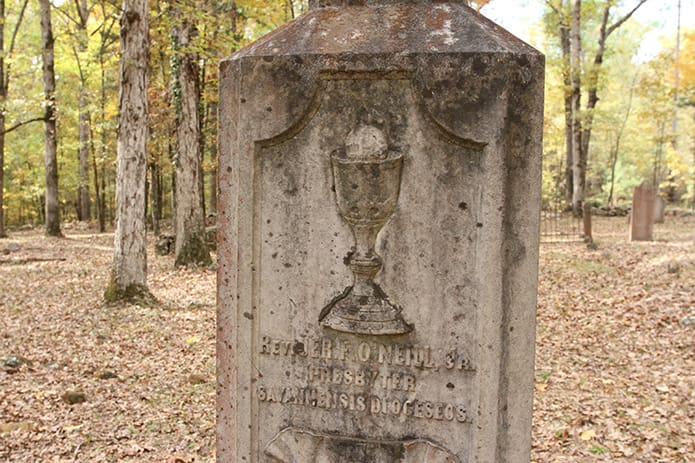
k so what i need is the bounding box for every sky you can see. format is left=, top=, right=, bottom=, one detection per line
left=481, top=0, right=693, bottom=61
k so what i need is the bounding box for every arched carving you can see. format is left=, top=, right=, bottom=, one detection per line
left=264, top=427, right=459, bottom=463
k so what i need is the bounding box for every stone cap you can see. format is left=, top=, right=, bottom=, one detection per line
left=231, top=1, right=541, bottom=60
left=309, top=0, right=467, bottom=9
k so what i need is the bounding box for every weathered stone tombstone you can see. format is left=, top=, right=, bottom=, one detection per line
left=629, top=182, right=656, bottom=241
left=653, top=195, right=665, bottom=224
left=217, top=1, right=544, bottom=462
left=582, top=202, right=593, bottom=243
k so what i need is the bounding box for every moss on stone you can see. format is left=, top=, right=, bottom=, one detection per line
left=103, top=273, right=155, bottom=305
left=175, top=233, right=212, bottom=268
left=45, top=223, right=63, bottom=238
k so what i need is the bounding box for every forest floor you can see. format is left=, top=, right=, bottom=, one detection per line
left=0, top=215, right=693, bottom=462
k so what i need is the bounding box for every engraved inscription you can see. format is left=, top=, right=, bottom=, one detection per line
left=257, top=386, right=469, bottom=424
left=259, top=334, right=474, bottom=425
left=306, top=366, right=417, bottom=391
left=260, top=335, right=475, bottom=371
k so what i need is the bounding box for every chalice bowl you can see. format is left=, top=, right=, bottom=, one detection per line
left=320, top=126, right=413, bottom=335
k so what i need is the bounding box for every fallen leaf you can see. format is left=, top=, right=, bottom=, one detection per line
left=63, top=424, right=84, bottom=433
left=580, top=429, right=596, bottom=441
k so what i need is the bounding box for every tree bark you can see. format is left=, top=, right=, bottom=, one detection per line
left=0, top=0, right=4, bottom=237
left=561, top=20, right=574, bottom=208
left=0, top=0, right=29, bottom=237
left=0, top=0, right=7, bottom=238
left=40, top=0, right=61, bottom=237
left=569, top=0, right=583, bottom=214
left=547, top=0, right=573, bottom=207
left=578, top=5, right=610, bottom=203
left=0, top=114, right=5, bottom=238
left=199, top=61, right=207, bottom=218
left=566, top=0, right=648, bottom=213
left=149, top=161, right=160, bottom=236
left=607, top=76, right=636, bottom=206
left=209, top=101, right=218, bottom=217
left=92, top=142, right=102, bottom=228
left=692, top=115, right=694, bottom=210
left=105, top=0, right=152, bottom=302
left=172, top=13, right=211, bottom=267
left=95, top=0, right=118, bottom=233
left=97, top=43, right=107, bottom=232
left=76, top=0, right=91, bottom=221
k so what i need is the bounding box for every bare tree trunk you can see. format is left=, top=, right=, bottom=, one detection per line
left=105, top=0, right=152, bottom=302
left=97, top=49, right=108, bottom=232
left=692, top=118, right=695, bottom=210
left=672, top=0, right=680, bottom=141
left=569, top=0, right=648, bottom=213
left=95, top=0, right=118, bottom=233
left=0, top=0, right=4, bottom=238
left=172, top=13, right=211, bottom=267
left=607, top=76, right=636, bottom=207
left=0, top=114, right=5, bottom=237
left=92, top=144, right=102, bottom=227
left=149, top=161, right=160, bottom=236
left=78, top=92, right=91, bottom=220
left=40, top=0, right=61, bottom=237
left=170, top=159, right=176, bottom=226
left=0, top=0, right=29, bottom=237
left=75, top=0, right=91, bottom=221
left=209, top=101, right=218, bottom=217
left=156, top=164, right=163, bottom=220
left=0, top=122, right=4, bottom=236
left=577, top=6, right=611, bottom=206
left=570, top=0, right=583, bottom=214
left=653, top=120, right=666, bottom=188
left=550, top=0, right=574, bottom=208
left=101, top=160, right=108, bottom=226
left=561, top=21, right=574, bottom=209
left=199, top=61, right=207, bottom=219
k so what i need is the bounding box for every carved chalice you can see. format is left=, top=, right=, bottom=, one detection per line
left=320, top=126, right=412, bottom=335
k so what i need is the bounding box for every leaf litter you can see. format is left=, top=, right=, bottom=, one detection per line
left=1, top=232, right=215, bottom=462
left=532, top=215, right=694, bottom=462
left=0, top=215, right=693, bottom=462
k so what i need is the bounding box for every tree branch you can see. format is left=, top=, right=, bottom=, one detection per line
left=607, top=0, right=649, bottom=37
left=98, top=14, right=119, bottom=52
left=74, top=0, right=84, bottom=22
left=71, top=44, right=86, bottom=84
left=4, top=0, right=30, bottom=95
left=55, top=9, right=81, bottom=27
left=3, top=117, right=46, bottom=135
left=545, top=0, right=561, bottom=16
left=8, top=0, right=30, bottom=57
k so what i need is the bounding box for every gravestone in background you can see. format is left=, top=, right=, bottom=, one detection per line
left=653, top=195, right=665, bottom=224
left=217, top=1, right=544, bottom=462
left=629, top=183, right=656, bottom=241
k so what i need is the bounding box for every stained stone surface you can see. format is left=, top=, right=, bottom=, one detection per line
left=629, top=183, right=656, bottom=241
left=653, top=195, right=665, bottom=224
left=217, top=1, right=544, bottom=462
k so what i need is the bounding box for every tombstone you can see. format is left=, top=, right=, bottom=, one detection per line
left=629, top=183, right=656, bottom=241
left=582, top=202, right=593, bottom=243
left=653, top=195, right=665, bottom=224
left=217, top=1, right=544, bottom=462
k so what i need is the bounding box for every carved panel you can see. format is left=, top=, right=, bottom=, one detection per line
left=249, top=74, right=484, bottom=461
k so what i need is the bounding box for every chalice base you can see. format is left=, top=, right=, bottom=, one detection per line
left=321, top=285, right=412, bottom=335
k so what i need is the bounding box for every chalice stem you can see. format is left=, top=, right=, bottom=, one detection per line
left=350, top=225, right=381, bottom=297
